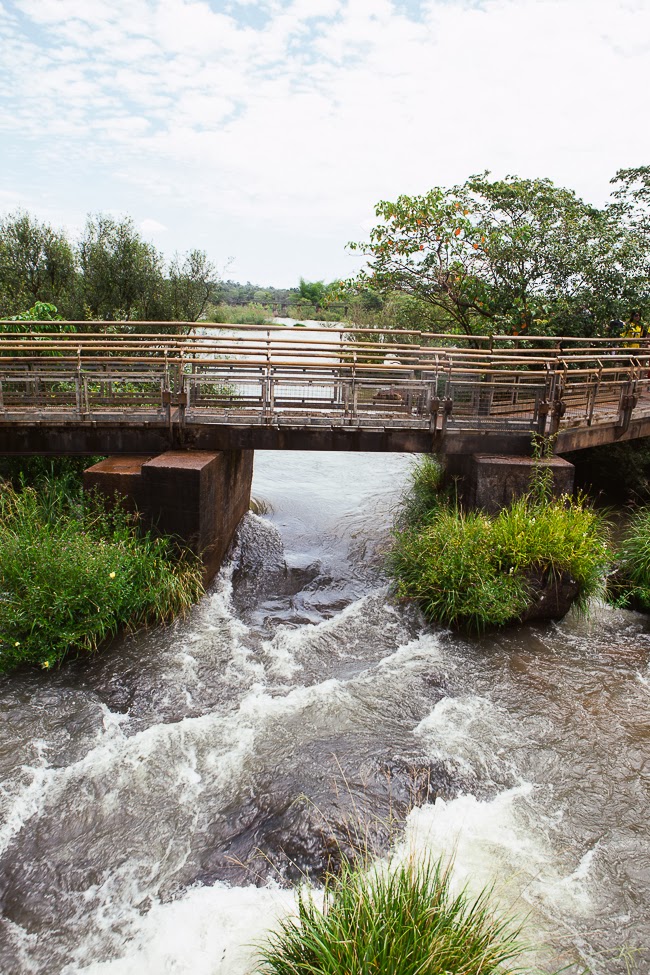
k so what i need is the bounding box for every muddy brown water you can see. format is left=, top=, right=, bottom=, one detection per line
left=0, top=451, right=648, bottom=974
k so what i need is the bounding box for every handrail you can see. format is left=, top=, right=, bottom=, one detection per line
left=1, top=322, right=649, bottom=440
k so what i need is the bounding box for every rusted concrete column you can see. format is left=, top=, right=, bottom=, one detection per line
left=84, top=450, right=254, bottom=583
left=444, top=453, right=575, bottom=514
left=83, top=455, right=153, bottom=510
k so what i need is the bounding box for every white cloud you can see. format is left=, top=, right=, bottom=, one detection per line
left=1, top=0, right=649, bottom=283
left=140, top=217, right=168, bottom=235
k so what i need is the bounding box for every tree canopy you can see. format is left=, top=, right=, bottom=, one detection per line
left=0, top=211, right=218, bottom=323
left=349, top=172, right=649, bottom=336
left=0, top=213, right=75, bottom=317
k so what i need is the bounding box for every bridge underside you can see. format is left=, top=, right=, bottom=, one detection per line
left=0, top=417, right=539, bottom=455
left=2, top=411, right=650, bottom=455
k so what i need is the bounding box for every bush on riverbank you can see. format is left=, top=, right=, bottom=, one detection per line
left=0, top=455, right=101, bottom=492
left=258, top=854, right=529, bottom=975
left=389, top=458, right=610, bottom=632
left=0, top=481, right=203, bottom=672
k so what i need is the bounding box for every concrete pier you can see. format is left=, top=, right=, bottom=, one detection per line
left=84, top=450, right=254, bottom=583
left=444, top=453, right=575, bottom=514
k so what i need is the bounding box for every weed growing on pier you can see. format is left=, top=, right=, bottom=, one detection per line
left=389, top=461, right=610, bottom=632
left=609, top=505, right=650, bottom=610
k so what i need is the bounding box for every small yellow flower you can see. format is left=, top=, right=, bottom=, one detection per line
left=14, top=641, right=20, bottom=647
left=109, top=571, right=116, bottom=579
left=42, top=661, right=50, bottom=669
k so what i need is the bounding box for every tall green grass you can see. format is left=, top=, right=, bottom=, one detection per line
left=0, top=482, right=203, bottom=672
left=397, top=456, right=446, bottom=527
left=257, top=855, right=531, bottom=975
left=389, top=458, right=610, bottom=632
left=610, top=506, right=650, bottom=609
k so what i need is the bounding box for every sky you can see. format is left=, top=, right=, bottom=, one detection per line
left=1, top=0, right=649, bottom=287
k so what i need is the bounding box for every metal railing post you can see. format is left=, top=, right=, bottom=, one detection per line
left=617, top=367, right=638, bottom=432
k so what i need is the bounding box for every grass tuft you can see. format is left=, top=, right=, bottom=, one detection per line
left=610, top=506, right=650, bottom=610
left=257, top=854, right=530, bottom=975
left=389, top=460, right=610, bottom=632
left=397, top=455, right=446, bottom=528
left=0, top=481, right=203, bottom=672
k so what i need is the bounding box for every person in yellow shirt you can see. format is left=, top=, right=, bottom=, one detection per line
left=622, top=310, right=645, bottom=348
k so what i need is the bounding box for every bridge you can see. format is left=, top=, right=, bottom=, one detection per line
left=1, top=322, right=650, bottom=456
left=3, top=321, right=649, bottom=580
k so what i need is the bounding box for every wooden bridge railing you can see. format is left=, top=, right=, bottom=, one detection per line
left=0, top=322, right=648, bottom=437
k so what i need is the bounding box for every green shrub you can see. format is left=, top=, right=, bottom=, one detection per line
left=491, top=496, right=609, bottom=611
left=611, top=506, right=650, bottom=609
left=206, top=302, right=273, bottom=325
left=389, top=464, right=610, bottom=631
left=390, top=509, right=530, bottom=630
left=257, top=855, right=529, bottom=975
left=0, top=455, right=103, bottom=492
left=0, top=484, right=203, bottom=671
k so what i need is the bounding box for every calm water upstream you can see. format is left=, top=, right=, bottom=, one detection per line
left=0, top=451, right=649, bottom=974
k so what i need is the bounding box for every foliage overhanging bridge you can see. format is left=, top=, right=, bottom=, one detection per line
left=1, top=322, right=650, bottom=456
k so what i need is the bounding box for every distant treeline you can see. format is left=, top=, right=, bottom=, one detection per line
left=7, top=165, right=650, bottom=338
left=0, top=211, right=307, bottom=323
left=218, top=280, right=298, bottom=307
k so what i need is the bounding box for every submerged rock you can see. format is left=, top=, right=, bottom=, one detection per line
left=518, top=567, right=581, bottom=623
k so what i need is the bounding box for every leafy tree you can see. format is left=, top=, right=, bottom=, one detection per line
left=298, top=277, right=328, bottom=309
left=0, top=212, right=75, bottom=318
left=0, top=303, right=76, bottom=349
left=608, top=166, right=650, bottom=311
left=77, top=214, right=165, bottom=320
left=350, top=173, right=642, bottom=337
left=167, top=249, right=217, bottom=321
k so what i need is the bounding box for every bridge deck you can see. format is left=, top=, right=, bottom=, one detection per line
left=1, top=323, right=649, bottom=454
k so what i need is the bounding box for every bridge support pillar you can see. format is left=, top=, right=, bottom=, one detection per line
left=84, top=450, right=254, bottom=584
left=443, top=453, right=575, bottom=514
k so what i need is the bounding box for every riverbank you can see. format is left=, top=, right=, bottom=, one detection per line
left=0, top=459, right=203, bottom=672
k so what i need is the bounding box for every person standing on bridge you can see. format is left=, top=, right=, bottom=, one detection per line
left=622, top=310, right=650, bottom=381
left=622, top=309, right=646, bottom=348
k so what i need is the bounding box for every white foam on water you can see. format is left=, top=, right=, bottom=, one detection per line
left=65, top=882, right=298, bottom=975
left=414, top=694, right=514, bottom=782
left=0, top=753, right=52, bottom=858
left=0, top=705, right=128, bottom=857
left=261, top=627, right=305, bottom=681
left=0, top=670, right=353, bottom=877
left=409, top=692, right=596, bottom=950
left=400, top=787, right=547, bottom=900
left=563, top=842, right=599, bottom=886
left=376, top=630, right=444, bottom=674
left=398, top=787, right=594, bottom=965
left=64, top=785, right=593, bottom=975
left=260, top=589, right=410, bottom=681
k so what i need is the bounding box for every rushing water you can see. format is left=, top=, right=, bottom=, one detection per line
left=0, top=451, right=649, bottom=975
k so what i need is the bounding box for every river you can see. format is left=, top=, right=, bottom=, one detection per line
left=0, top=451, right=648, bottom=974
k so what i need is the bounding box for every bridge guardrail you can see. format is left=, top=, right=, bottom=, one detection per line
left=0, top=324, right=649, bottom=437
